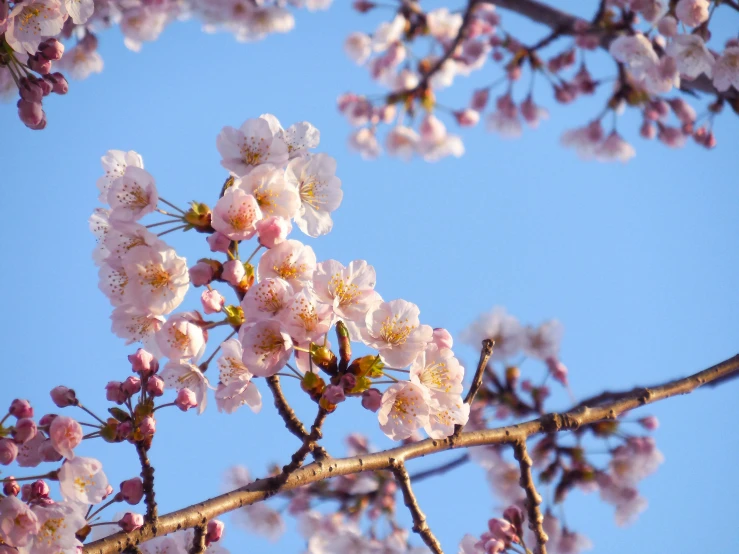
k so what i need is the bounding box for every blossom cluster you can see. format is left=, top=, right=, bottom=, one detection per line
left=340, top=0, right=738, bottom=162
left=0, top=0, right=331, bottom=129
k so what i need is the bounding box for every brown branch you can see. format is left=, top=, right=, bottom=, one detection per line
left=409, top=453, right=470, bottom=482
left=266, top=375, right=310, bottom=441
left=454, top=338, right=494, bottom=436
left=135, top=442, right=157, bottom=523
left=721, top=0, right=739, bottom=14
left=272, top=406, right=330, bottom=489
left=390, top=459, right=444, bottom=554
left=188, top=525, right=206, bottom=554
left=84, top=353, right=739, bottom=554
left=484, top=0, right=736, bottom=98
left=512, top=439, right=547, bottom=554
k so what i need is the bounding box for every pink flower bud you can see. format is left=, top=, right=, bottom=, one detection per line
left=27, top=54, right=52, bottom=75
left=432, top=328, right=453, bottom=349
left=340, top=373, right=356, bottom=391
left=323, top=385, right=346, bottom=404
left=31, top=480, right=50, bottom=498
left=546, top=358, right=568, bottom=386
left=13, top=418, right=37, bottom=444
left=206, top=519, right=225, bottom=545
left=79, top=32, right=98, bottom=52
left=128, top=349, right=159, bottom=376
left=49, top=415, right=82, bottom=458
left=361, top=388, right=382, bottom=412
left=36, top=78, right=52, bottom=96
left=40, top=39, right=65, bottom=61
left=146, top=376, right=165, bottom=397
left=38, top=414, right=56, bottom=427
left=640, top=120, right=656, bottom=140
left=453, top=109, right=480, bottom=127
left=658, top=125, right=686, bottom=148
left=256, top=216, right=292, bottom=248
left=657, top=16, right=677, bottom=37
left=638, top=415, right=659, bottom=430
left=470, top=88, right=490, bottom=111
left=201, top=289, right=225, bottom=314
left=675, top=0, right=709, bottom=27
left=139, top=416, right=156, bottom=438
left=120, top=477, right=144, bottom=505
left=103, top=484, right=114, bottom=500
left=105, top=381, right=126, bottom=404
left=503, top=505, right=523, bottom=529
left=18, top=78, right=43, bottom=103
left=119, top=512, right=144, bottom=532
left=44, top=72, right=68, bottom=95
left=9, top=399, right=33, bottom=419
left=206, top=232, right=231, bottom=253
left=352, top=0, right=375, bottom=12
left=222, top=260, right=245, bottom=286
left=50, top=386, right=77, bottom=408
left=189, top=261, right=215, bottom=286
left=521, top=379, right=533, bottom=392
left=3, top=477, right=20, bottom=496
left=116, top=421, right=133, bottom=441
left=175, top=388, right=198, bottom=411
left=0, top=439, right=18, bottom=465
left=18, top=98, right=44, bottom=127
left=121, top=376, right=142, bottom=396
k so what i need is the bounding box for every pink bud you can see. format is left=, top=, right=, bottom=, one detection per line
left=49, top=415, right=82, bottom=458
left=470, top=88, right=490, bottom=111
left=79, top=32, right=98, bottom=52
left=487, top=518, right=516, bottom=542
left=146, top=375, right=165, bottom=397
left=432, top=328, right=453, bottom=349
left=361, top=389, right=382, bottom=412
left=103, top=483, right=114, bottom=500
left=638, top=415, right=659, bottom=430
left=40, top=39, right=65, bottom=61
left=128, top=349, right=159, bottom=376
left=9, top=399, right=33, bottom=419
left=27, top=54, right=52, bottom=74
left=120, top=477, right=144, bottom=505
left=323, top=385, right=346, bottom=405
left=206, top=232, right=231, bottom=253
left=31, top=480, right=49, bottom=498
left=50, top=386, right=77, bottom=408
left=507, top=65, right=522, bottom=81
left=201, top=289, right=225, bottom=314
left=139, top=416, right=156, bottom=438
left=116, top=421, right=133, bottom=441
left=13, top=418, right=37, bottom=444
left=221, top=260, right=245, bottom=286
left=256, top=216, right=292, bottom=248
left=44, top=72, right=68, bottom=95
left=121, top=376, right=142, bottom=396
left=105, top=381, right=127, bottom=404
left=189, top=261, right=215, bottom=286
left=175, top=388, right=198, bottom=411
left=521, top=379, right=533, bottom=392
left=0, top=439, right=18, bottom=465
left=119, top=512, right=144, bottom=532
left=18, top=78, right=43, bottom=102
left=453, top=109, right=480, bottom=127
left=658, top=125, right=686, bottom=148
left=3, top=477, right=20, bottom=497
left=503, top=505, right=523, bottom=529
left=657, top=16, right=677, bottom=37
left=640, top=120, right=656, bottom=140
left=38, top=414, right=56, bottom=427
left=206, top=519, right=225, bottom=545
left=17, top=99, right=44, bottom=128
left=352, top=0, right=375, bottom=12
left=340, top=373, right=357, bottom=391
left=36, top=78, right=52, bottom=96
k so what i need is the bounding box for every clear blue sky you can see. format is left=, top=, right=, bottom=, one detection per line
left=1, top=2, right=737, bottom=553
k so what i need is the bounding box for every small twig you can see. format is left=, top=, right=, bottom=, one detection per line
left=409, top=453, right=470, bottom=482
left=390, top=459, right=443, bottom=554
left=135, top=442, right=158, bottom=522
left=512, top=439, right=548, bottom=554
left=188, top=524, right=206, bottom=554
left=453, top=339, right=494, bottom=437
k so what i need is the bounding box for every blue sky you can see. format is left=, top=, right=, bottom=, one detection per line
left=1, top=1, right=737, bottom=553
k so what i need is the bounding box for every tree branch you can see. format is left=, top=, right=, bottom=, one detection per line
left=512, top=439, right=547, bottom=554
left=266, top=375, right=310, bottom=440
left=135, top=442, right=157, bottom=523
left=188, top=525, right=206, bottom=554
left=454, top=338, right=494, bottom=436
left=409, top=453, right=470, bottom=482
left=84, top=353, right=739, bottom=554
left=390, top=459, right=443, bottom=554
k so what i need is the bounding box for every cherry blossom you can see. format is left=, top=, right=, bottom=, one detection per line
left=385, top=126, right=420, bottom=161
left=241, top=277, right=295, bottom=322
left=257, top=239, right=317, bottom=290
left=344, top=32, right=372, bottom=65
left=97, top=150, right=144, bottom=204
left=58, top=456, right=110, bottom=504
left=235, top=165, right=299, bottom=221
left=240, top=320, right=294, bottom=377
left=107, top=166, right=159, bottom=222
left=675, top=0, right=710, bottom=27
left=156, top=312, right=207, bottom=361
left=48, top=415, right=83, bottom=459
left=211, top=187, right=263, bottom=241
left=377, top=382, right=431, bottom=440
left=417, top=114, right=464, bottom=162
left=425, top=396, right=470, bottom=439
left=279, top=288, right=333, bottom=343
left=0, top=495, right=39, bottom=547
left=161, top=361, right=210, bottom=414
left=285, top=153, right=343, bottom=237
left=461, top=307, right=524, bottom=361
left=261, top=114, right=320, bottom=159
left=217, top=116, right=289, bottom=177
left=56, top=42, right=104, bottom=80
left=595, top=131, right=636, bottom=163
left=712, top=46, right=739, bottom=93
left=666, top=35, right=714, bottom=80
left=362, top=299, right=433, bottom=368
left=409, top=344, right=464, bottom=400
left=121, top=245, right=189, bottom=316
left=5, top=1, right=65, bottom=55
left=30, top=502, right=87, bottom=553
left=313, top=259, right=380, bottom=323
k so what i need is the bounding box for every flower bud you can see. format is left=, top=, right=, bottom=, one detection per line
left=27, top=54, right=52, bottom=74
left=256, top=216, right=292, bottom=248
left=340, top=373, right=357, bottom=392
left=146, top=375, right=165, bottom=397
left=361, top=388, right=382, bottom=412
left=221, top=260, right=245, bottom=286
left=38, top=414, right=56, bottom=427
left=45, top=72, right=68, bottom=95
left=106, top=381, right=127, bottom=404
left=119, top=512, right=144, bottom=532
left=128, top=349, right=159, bottom=376
left=18, top=77, right=43, bottom=103
left=206, top=519, right=225, bottom=545
left=175, top=388, right=198, bottom=411
left=31, top=480, right=50, bottom=498
left=470, top=88, right=490, bottom=111
left=139, top=416, right=156, bottom=438
left=120, top=477, right=144, bottom=504
left=206, top=232, right=231, bottom=253
left=201, top=289, right=225, bottom=314
left=50, top=386, right=78, bottom=408
left=189, top=261, right=215, bottom=286
left=638, top=415, right=659, bottom=430
left=3, top=477, right=20, bottom=496
left=0, top=439, right=18, bottom=465
left=40, top=39, right=65, bottom=61
left=13, top=418, right=37, bottom=444
left=121, top=376, right=142, bottom=396
left=323, top=385, right=346, bottom=405
left=9, top=399, right=33, bottom=419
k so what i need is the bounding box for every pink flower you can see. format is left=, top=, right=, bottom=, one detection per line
left=120, top=477, right=144, bottom=505
left=147, top=375, right=165, bottom=397
left=107, top=166, right=159, bottom=222
left=222, top=259, right=246, bottom=286
left=344, top=32, right=372, bottom=64
left=119, top=512, right=144, bottom=532
left=122, top=245, right=189, bottom=316
left=212, top=188, right=262, bottom=241
left=105, top=381, right=126, bottom=404
left=160, top=362, right=210, bottom=414
left=215, top=380, right=263, bottom=414
left=201, top=289, right=225, bottom=314
left=666, top=35, right=714, bottom=80
left=362, top=299, right=433, bottom=368
left=217, top=116, right=289, bottom=177
left=32, top=501, right=86, bottom=552
left=256, top=216, right=292, bottom=248
left=240, top=320, right=294, bottom=377
left=417, top=114, right=464, bottom=161
left=58, top=456, right=109, bottom=504
left=156, top=313, right=206, bottom=361
left=139, top=416, right=156, bottom=438
left=385, top=126, right=419, bottom=161
left=657, top=16, right=677, bottom=37
left=5, top=1, right=64, bottom=55
left=595, top=131, right=636, bottom=163
left=520, top=96, right=549, bottom=128
left=377, top=382, right=431, bottom=440
left=0, top=439, right=18, bottom=466
left=712, top=46, right=739, bottom=93
left=175, top=388, right=198, bottom=412
left=49, top=416, right=83, bottom=459
left=128, top=349, right=159, bottom=375
left=361, top=389, right=382, bottom=412
left=286, top=153, right=343, bottom=238
left=658, top=125, right=687, bottom=148
left=487, top=94, right=522, bottom=138
left=0, top=495, right=40, bottom=547
left=561, top=121, right=605, bottom=160
left=432, top=328, right=453, bottom=350
left=9, top=399, right=33, bottom=419
left=454, top=109, right=481, bottom=127
left=122, top=376, right=142, bottom=396
left=206, top=519, right=225, bottom=545
left=609, top=34, right=658, bottom=78
left=12, top=418, right=37, bottom=444
left=207, top=232, right=232, bottom=253
left=409, top=344, right=464, bottom=399
left=461, top=307, right=524, bottom=361
left=348, top=128, right=381, bottom=160
left=237, top=165, right=299, bottom=222
left=279, top=289, right=333, bottom=343
left=470, top=88, right=490, bottom=111
left=241, top=278, right=294, bottom=322
left=257, top=239, right=317, bottom=290
left=675, top=0, right=709, bottom=27
left=50, top=386, right=77, bottom=408
left=189, top=261, right=215, bottom=286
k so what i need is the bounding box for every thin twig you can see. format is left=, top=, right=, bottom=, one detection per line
left=409, top=453, right=470, bottom=481
left=453, top=339, right=494, bottom=437
left=135, top=442, right=158, bottom=522
left=512, top=440, right=548, bottom=554
left=84, top=353, right=739, bottom=554
left=390, top=459, right=443, bottom=554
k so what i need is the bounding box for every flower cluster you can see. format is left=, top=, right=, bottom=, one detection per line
left=0, top=0, right=331, bottom=129
left=340, top=0, right=738, bottom=162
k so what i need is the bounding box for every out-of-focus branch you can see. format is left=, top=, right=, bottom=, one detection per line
left=135, top=442, right=157, bottom=523
left=390, top=459, right=443, bottom=554
left=409, top=453, right=470, bottom=481
left=188, top=525, right=206, bottom=554
left=454, top=339, right=494, bottom=437
left=512, top=440, right=547, bottom=554
left=84, top=353, right=739, bottom=554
